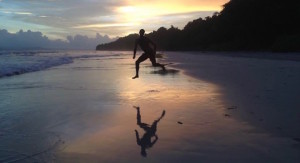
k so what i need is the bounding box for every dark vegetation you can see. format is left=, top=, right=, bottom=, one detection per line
left=97, top=0, right=300, bottom=52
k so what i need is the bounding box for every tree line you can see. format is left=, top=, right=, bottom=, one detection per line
left=97, top=0, right=300, bottom=52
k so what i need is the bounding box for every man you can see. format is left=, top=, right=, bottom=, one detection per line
left=132, top=29, right=165, bottom=79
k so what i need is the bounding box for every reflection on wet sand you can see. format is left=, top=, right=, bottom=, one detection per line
left=134, top=106, right=165, bottom=157
left=150, top=68, right=180, bottom=76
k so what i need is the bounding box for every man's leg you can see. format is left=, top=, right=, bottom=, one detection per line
left=133, top=53, right=148, bottom=79
left=150, top=54, right=165, bottom=71
left=134, top=106, right=149, bottom=131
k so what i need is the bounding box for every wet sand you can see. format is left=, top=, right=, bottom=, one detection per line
left=164, top=52, right=300, bottom=139
left=0, top=51, right=299, bottom=162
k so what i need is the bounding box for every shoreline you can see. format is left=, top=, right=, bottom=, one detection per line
left=164, top=51, right=300, bottom=139
left=173, top=51, right=300, bottom=62
left=96, top=50, right=300, bottom=62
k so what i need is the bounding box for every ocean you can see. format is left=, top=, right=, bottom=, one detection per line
left=0, top=50, right=120, bottom=78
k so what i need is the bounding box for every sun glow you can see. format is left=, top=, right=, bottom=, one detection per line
left=73, top=22, right=138, bottom=29
left=118, top=6, right=137, bottom=13
left=70, top=0, right=229, bottom=35
left=113, top=0, right=228, bottom=29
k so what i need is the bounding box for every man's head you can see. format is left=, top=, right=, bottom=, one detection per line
left=139, top=29, right=145, bottom=37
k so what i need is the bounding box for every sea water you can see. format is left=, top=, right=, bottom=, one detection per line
left=0, top=50, right=121, bottom=78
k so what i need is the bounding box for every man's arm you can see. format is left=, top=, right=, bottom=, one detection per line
left=133, top=39, right=138, bottom=59
left=150, top=135, right=158, bottom=147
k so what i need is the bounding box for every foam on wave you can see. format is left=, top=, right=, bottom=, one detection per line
left=0, top=51, right=120, bottom=78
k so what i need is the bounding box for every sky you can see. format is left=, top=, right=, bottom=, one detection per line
left=0, top=0, right=228, bottom=39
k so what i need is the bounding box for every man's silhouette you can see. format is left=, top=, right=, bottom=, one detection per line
left=134, top=106, right=165, bottom=157
left=132, top=29, right=165, bottom=79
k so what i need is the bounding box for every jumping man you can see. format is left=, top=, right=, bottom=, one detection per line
left=132, top=29, right=165, bottom=79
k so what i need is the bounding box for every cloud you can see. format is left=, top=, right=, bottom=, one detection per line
left=0, top=0, right=122, bottom=38
left=14, top=11, right=32, bottom=15
left=0, top=29, right=115, bottom=50
left=0, top=0, right=225, bottom=38
left=73, top=23, right=138, bottom=29
left=66, top=33, right=113, bottom=49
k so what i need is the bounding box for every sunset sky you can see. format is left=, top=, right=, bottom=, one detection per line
left=0, top=0, right=228, bottom=40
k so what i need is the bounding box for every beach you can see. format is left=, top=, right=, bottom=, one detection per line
left=164, top=52, right=300, bottom=139
left=0, top=51, right=299, bottom=162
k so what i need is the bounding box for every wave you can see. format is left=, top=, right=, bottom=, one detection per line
left=0, top=51, right=120, bottom=78
left=0, top=56, right=72, bottom=78
left=0, top=50, right=59, bottom=56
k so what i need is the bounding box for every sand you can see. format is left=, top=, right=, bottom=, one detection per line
left=164, top=52, right=300, bottom=139
left=0, top=51, right=299, bottom=162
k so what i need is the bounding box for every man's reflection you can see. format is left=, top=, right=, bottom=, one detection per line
left=134, top=106, right=166, bottom=157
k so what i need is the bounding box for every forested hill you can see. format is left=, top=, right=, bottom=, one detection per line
left=96, top=0, right=300, bottom=52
